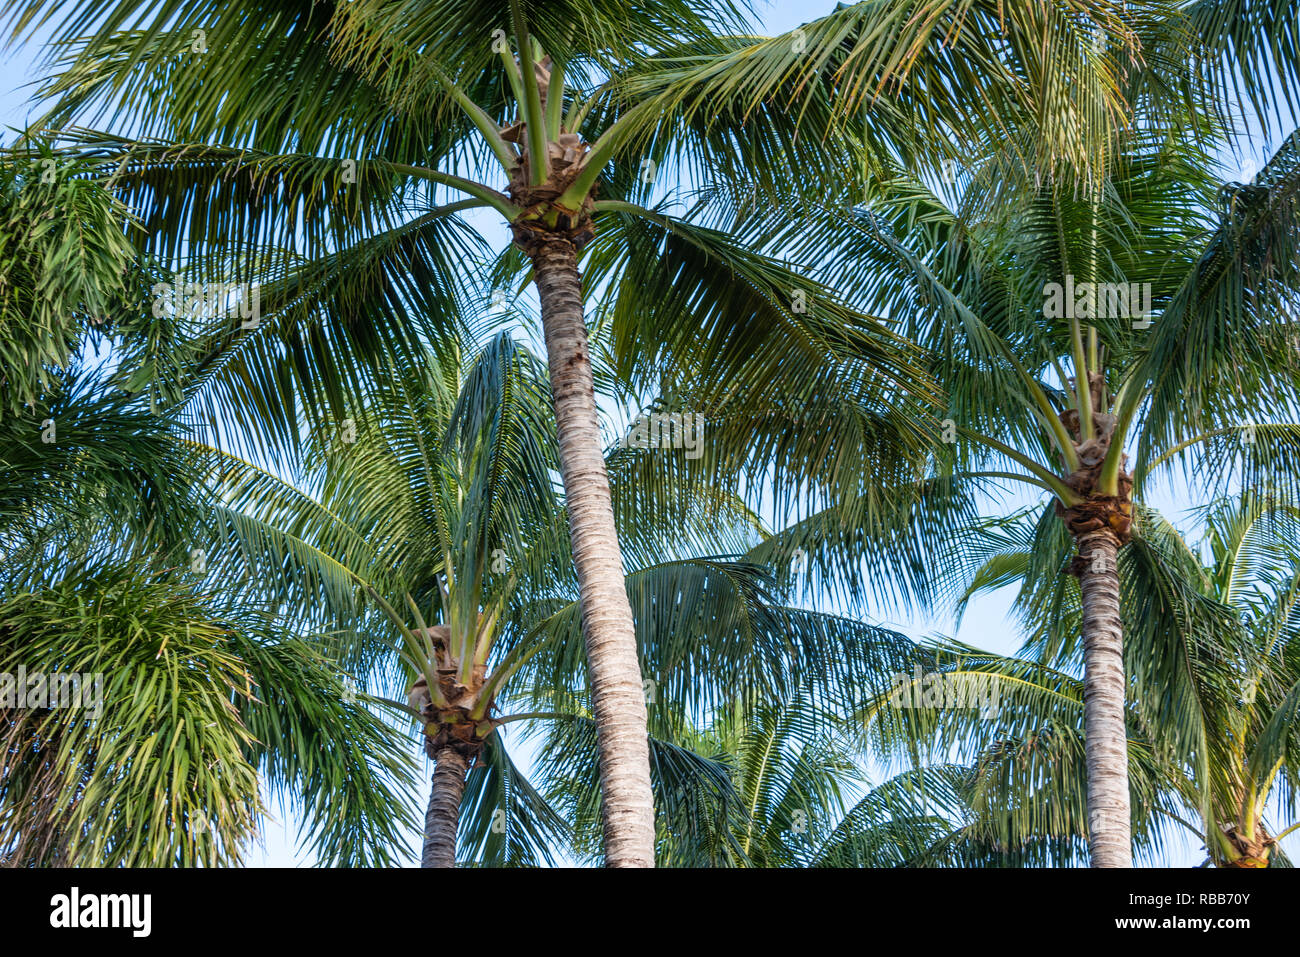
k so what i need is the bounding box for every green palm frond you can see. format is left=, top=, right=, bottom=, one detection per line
left=454, top=731, right=570, bottom=867
left=611, top=1, right=1140, bottom=198
left=1135, top=129, right=1300, bottom=481
left=0, top=144, right=140, bottom=414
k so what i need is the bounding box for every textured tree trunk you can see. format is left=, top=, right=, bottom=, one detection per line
left=421, top=747, right=469, bottom=868
left=1076, top=527, right=1132, bottom=868
left=530, top=236, right=656, bottom=867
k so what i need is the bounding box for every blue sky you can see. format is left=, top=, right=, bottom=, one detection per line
left=1, top=0, right=1294, bottom=868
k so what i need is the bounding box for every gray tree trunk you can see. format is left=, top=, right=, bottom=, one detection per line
left=531, top=236, right=656, bottom=867
left=421, top=746, right=469, bottom=868
left=1076, top=527, right=1132, bottom=867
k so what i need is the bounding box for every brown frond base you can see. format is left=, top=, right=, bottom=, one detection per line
left=509, top=218, right=594, bottom=257
left=422, top=709, right=494, bottom=763
left=1220, top=824, right=1275, bottom=868
left=505, top=135, right=598, bottom=254
left=1058, top=495, right=1135, bottom=549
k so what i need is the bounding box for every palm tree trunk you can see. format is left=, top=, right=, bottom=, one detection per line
left=421, top=746, right=469, bottom=868
left=1076, top=527, right=1132, bottom=867
left=530, top=235, right=656, bottom=868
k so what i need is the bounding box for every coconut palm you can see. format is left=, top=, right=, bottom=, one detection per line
left=934, top=489, right=1300, bottom=866
left=653, top=701, right=982, bottom=867
left=1191, top=491, right=1300, bottom=865
left=194, top=322, right=940, bottom=866
left=702, top=88, right=1300, bottom=864
left=177, top=331, right=573, bottom=866
left=6, top=0, right=968, bottom=864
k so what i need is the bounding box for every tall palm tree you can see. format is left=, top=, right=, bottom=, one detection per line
left=5, top=0, right=964, bottom=864
left=935, top=489, right=1300, bottom=866
left=614, top=0, right=1300, bottom=868
left=184, top=331, right=590, bottom=866
left=710, top=108, right=1300, bottom=866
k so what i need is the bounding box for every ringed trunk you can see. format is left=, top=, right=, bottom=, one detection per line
left=1075, top=527, right=1132, bottom=867
left=421, top=746, right=470, bottom=868
left=529, top=235, right=656, bottom=867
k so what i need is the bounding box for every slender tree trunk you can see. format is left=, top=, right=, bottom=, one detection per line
left=421, top=747, right=469, bottom=868
left=530, top=236, right=656, bottom=867
left=1076, top=527, right=1132, bottom=867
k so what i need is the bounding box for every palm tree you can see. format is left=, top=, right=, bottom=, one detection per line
left=1192, top=491, right=1300, bottom=865
left=613, top=0, right=1300, bottom=868
left=7, top=0, right=964, bottom=864
left=187, top=331, right=587, bottom=866
left=0, top=549, right=420, bottom=866
left=631, top=700, right=962, bottom=868
left=935, top=489, right=1300, bottom=866
left=0, top=150, right=414, bottom=865
left=197, top=324, right=941, bottom=866
left=712, top=105, right=1300, bottom=867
